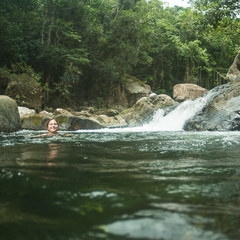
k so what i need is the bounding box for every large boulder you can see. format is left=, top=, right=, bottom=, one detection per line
left=184, top=81, right=240, bottom=131
left=20, top=110, right=53, bottom=130
left=121, top=94, right=177, bottom=126
left=18, top=106, right=36, bottom=115
left=105, top=83, right=129, bottom=109
left=0, top=95, right=21, bottom=132
left=61, top=116, right=103, bottom=130
left=58, top=108, right=127, bottom=129
left=226, top=51, right=240, bottom=81
left=5, top=72, right=42, bottom=112
left=173, top=83, right=208, bottom=102
left=123, top=77, right=152, bottom=107
left=96, top=114, right=128, bottom=128
left=20, top=109, right=104, bottom=130
left=90, top=109, right=128, bottom=128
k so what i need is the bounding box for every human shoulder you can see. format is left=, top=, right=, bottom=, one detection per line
left=30, top=133, right=49, bottom=138
left=30, top=133, right=73, bottom=138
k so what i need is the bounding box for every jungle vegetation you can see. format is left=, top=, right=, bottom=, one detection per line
left=0, top=0, right=239, bottom=107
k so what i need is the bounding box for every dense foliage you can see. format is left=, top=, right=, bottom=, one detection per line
left=0, top=0, right=239, bottom=107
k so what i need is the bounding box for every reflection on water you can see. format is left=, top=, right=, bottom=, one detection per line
left=0, top=130, right=240, bottom=240
left=47, top=143, right=60, bottom=165
left=104, top=209, right=227, bottom=240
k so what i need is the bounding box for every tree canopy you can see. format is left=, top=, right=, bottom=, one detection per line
left=0, top=0, right=239, bottom=107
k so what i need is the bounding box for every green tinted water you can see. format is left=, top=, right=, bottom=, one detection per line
left=0, top=130, right=240, bottom=240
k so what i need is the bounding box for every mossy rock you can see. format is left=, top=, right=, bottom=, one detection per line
left=0, top=95, right=21, bottom=132
left=21, top=114, right=47, bottom=130
left=6, top=72, right=42, bottom=112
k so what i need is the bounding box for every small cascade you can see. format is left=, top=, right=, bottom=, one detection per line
left=141, top=98, right=207, bottom=131
left=77, top=85, right=226, bottom=133
left=141, top=86, right=222, bottom=131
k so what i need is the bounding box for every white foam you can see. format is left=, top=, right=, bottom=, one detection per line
left=77, top=89, right=218, bottom=133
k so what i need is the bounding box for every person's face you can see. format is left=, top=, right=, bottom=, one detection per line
left=47, top=119, right=59, bottom=134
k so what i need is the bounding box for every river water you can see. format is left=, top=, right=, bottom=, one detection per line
left=1, top=88, right=240, bottom=240
left=0, top=129, right=240, bottom=240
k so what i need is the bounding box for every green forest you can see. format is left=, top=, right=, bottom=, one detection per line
left=0, top=0, right=239, bottom=108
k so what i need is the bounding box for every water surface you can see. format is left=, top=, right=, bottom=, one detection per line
left=0, top=130, right=240, bottom=240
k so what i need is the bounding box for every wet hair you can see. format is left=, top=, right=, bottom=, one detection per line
left=45, top=119, right=59, bottom=129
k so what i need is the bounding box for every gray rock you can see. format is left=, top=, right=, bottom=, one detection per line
left=5, top=72, right=42, bottom=112
left=123, top=76, right=152, bottom=107
left=0, top=95, right=21, bottom=132
left=184, top=81, right=240, bottom=131
left=103, top=77, right=152, bottom=109
left=121, top=94, right=177, bottom=126
left=64, top=116, right=103, bottom=130
left=226, top=51, right=240, bottom=81
left=18, top=106, right=36, bottom=115
left=173, top=83, right=208, bottom=102
left=20, top=112, right=104, bottom=131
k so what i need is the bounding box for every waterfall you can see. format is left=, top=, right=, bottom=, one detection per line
left=141, top=85, right=226, bottom=131
left=141, top=86, right=223, bottom=131
left=77, top=85, right=225, bottom=133
left=141, top=98, right=207, bottom=131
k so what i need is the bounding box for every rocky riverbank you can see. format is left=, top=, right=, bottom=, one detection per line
left=1, top=51, right=240, bottom=133
left=18, top=93, right=179, bottom=131
left=1, top=80, right=240, bottom=132
left=17, top=79, right=240, bottom=132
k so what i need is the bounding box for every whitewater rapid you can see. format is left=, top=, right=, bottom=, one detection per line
left=77, top=88, right=219, bottom=133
